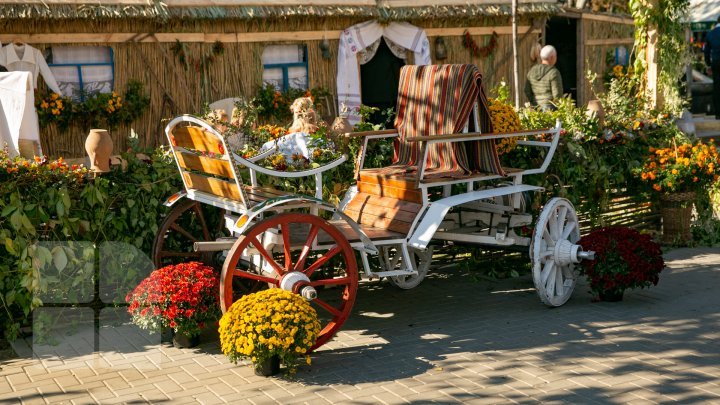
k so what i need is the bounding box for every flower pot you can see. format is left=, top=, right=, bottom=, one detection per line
left=18, top=139, right=40, bottom=159
left=599, top=290, right=624, bottom=302
left=660, top=192, right=695, bottom=245
left=254, top=355, right=281, bottom=377
left=172, top=332, right=200, bottom=348
left=85, top=129, right=113, bottom=173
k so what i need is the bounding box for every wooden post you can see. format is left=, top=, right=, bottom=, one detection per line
left=645, top=0, right=663, bottom=109
left=577, top=17, right=586, bottom=106
left=512, top=0, right=520, bottom=109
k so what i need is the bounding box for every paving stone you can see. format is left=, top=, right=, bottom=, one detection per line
left=2, top=248, right=720, bottom=403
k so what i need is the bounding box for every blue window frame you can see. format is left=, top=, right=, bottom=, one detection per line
left=47, top=46, right=115, bottom=101
left=262, top=45, right=308, bottom=91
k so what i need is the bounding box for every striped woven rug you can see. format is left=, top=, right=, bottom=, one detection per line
left=376, top=64, right=504, bottom=178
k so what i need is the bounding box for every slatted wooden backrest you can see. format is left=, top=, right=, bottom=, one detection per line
left=166, top=116, right=247, bottom=205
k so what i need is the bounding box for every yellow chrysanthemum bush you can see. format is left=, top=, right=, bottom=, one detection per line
left=488, top=98, right=522, bottom=154
left=219, top=289, right=321, bottom=373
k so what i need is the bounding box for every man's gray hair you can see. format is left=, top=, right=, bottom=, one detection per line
left=540, top=45, right=557, bottom=61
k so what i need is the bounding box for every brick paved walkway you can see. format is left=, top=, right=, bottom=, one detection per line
left=1, top=247, right=720, bottom=404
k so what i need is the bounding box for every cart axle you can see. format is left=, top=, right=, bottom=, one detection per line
left=554, top=239, right=595, bottom=266
left=279, top=271, right=317, bottom=300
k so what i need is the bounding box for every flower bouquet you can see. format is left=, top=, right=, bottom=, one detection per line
left=125, top=262, right=221, bottom=346
left=219, top=288, right=321, bottom=376
left=578, top=227, right=664, bottom=301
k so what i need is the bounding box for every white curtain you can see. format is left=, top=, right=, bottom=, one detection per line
left=337, top=21, right=431, bottom=124
left=261, top=45, right=308, bottom=90
left=50, top=46, right=113, bottom=100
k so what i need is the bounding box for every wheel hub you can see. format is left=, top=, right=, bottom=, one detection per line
left=553, top=239, right=581, bottom=266
left=279, top=271, right=317, bottom=300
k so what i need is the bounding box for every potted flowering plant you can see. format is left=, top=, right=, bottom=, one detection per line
left=125, top=262, right=221, bottom=348
left=637, top=141, right=720, bottom=243
left=219, top=288, right=321, bottom=376
left=578, top=227, right=665, bottom=301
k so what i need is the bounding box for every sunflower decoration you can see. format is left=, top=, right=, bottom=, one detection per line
left=488, top=98, right=521, bottom=155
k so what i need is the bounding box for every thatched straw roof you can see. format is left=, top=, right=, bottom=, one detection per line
left=0, top=0, right=561, bottom=20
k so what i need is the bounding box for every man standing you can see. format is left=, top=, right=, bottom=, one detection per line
left=704, top=16, right=720, bottom=119
left=524, top=45, right=563, bottom=111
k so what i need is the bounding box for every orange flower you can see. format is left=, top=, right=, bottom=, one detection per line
left=653, top=184, right=662, bottom=191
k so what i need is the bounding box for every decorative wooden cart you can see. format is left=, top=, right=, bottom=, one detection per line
left=154, top=64, right=594, bottom=351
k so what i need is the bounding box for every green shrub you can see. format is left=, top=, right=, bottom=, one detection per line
left=0, top=141, right=182, bottom=339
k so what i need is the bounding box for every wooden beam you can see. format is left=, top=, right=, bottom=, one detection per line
left=585, top=37, right=634, bottom=46
left=0, top=27, right=537, bottom=44
left=581, top=13, right=634, bottom=25
left=425, top=26, right=539, bottom=37
left=166, top=0, right=375, bottom=5
left=6, top=0, right=375, bottom=4
left=377, top=0, right=549, bottom=5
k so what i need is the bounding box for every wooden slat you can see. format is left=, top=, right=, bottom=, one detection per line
left=175, top=152, right=234, bottom=178
left=344, top=209, right=412, bottom=234
left=357, top=181, right=422, bottom=203
left=343, top=192, right=421, bottom=234
left=323, top=221, right=403, bottom=243
left=243, top=187, right=288, bottom=202
left=359, top=171, right=418, bottom=190
left=171, top=126, right=224, bottom=154
left=183, top=172, right=240, bottom=201
left=349, top=192, right=423, bottom=214
left=344, top=202, right=418, bottom=224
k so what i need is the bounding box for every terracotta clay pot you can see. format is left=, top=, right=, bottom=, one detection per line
left=17, top=139, right=40, bottom=159
left=586, top=99, right=605, bottom=124
left=85, top=129, right=113, bottom=172
left=330, top=116, right=353, bottom=153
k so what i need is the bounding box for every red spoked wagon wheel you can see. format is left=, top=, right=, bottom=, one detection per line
left=152, top=199, right=226, bottom=269
left=221, top=212, right=358, bottom=351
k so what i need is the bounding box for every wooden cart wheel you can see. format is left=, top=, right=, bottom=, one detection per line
left=530, top=197, right=581, bottom=307
left=221, top=212, right=358, bottom=351
left=386, top=247, right=434, bottom=290
left=152, top=199, right=226, bottom=269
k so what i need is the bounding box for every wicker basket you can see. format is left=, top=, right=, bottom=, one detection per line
left=660, top=191, right=695, bottom=245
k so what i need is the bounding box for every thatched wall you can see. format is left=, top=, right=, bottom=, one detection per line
left=1, top=15, right=542, bottom=157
